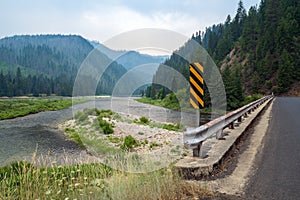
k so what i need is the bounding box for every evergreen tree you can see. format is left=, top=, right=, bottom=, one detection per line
left=0, top=71, right=5, bottom=96
left=277, top=49, right=293, bottom=93
left=222, top=65, right=244, bottom=110
left=15, top=67, right=24, bottom=96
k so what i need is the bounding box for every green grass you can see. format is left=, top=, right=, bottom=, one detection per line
left=82, top=134, right=121, bottom=156
left=149, top=142, right=162, bottom=149
left=71, top=109, right=121, bottom=155
left=137, top=94, right=264, bottom=114
left=242, top=94, right=263, bottom=105
left=65, top=126, right=121, bottom=156
left=149, top=121, right=183, bottom=132
left=65, top=128, right=85, bottom=149
left=136, top=97, right=173, bottom=109
left=136, top=97, right=212, bottom=113
left=162, top=123, right=181, bottom=131
left=0, top=98, right=87, bottom=120
left=107, top=135, right=123, bottom=144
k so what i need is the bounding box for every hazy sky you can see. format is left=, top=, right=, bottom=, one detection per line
left=1, top=0, right=260, bottom=44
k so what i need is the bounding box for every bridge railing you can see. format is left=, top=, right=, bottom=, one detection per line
left=184, top=95, right=274, bottom=157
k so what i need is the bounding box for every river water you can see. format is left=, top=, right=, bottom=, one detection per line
left=0, top=97, right=212, bottom=166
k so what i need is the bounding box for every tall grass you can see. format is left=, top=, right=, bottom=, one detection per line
left=0, top=108, right=218, bottom=199
left=0, top=160, right=111, bottom=199
left=0, top=155, right=213, bottom=200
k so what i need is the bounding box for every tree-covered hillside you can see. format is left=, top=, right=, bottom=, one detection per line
left=205, top=0, right=300, bottom=95
left=0, top=35, right=127, bottom=96
left=147, top=0, right=300, bottom=111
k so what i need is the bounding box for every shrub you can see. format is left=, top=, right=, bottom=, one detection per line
left=150, top=142, right=162, bottom=149
left=99, top=110, right=113, bottom=119
left=107, top=136, right=122, bottom=144
left=98, top=118, right=114, bottom=134
left=121, top=135, right=139, bottom=151
left=162, top=123, right=181, bottom=131
left=139, top=116, right=149, bottom=124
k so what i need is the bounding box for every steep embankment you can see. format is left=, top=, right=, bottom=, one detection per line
left=218, top=0, right=300, bottom=96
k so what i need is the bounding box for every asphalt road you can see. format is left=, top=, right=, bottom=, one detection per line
left=245, top=97, right=300, bottom=200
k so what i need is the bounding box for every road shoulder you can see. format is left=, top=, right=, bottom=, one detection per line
left=193, top=99, right=274, bottom=196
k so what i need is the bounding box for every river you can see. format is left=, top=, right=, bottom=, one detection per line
left=0, top=97, right=212, bottom=166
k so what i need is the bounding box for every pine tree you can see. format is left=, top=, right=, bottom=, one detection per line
left=15, top=67, right=24, bottom=96
left=242, top=6, right=259, bottom=51
left=277, top=49, right=293, bottom=93
left=0, top=71, right=5, bottom=96
left=232, top=0, right=247, bottom=41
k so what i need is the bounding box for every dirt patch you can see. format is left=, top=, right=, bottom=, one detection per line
left=284, top=82, right=300, bottom=97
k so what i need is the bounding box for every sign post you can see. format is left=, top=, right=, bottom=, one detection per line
left=189, top=62, right=204, bottom=157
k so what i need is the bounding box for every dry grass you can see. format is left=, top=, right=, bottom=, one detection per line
left=0, top=108, right=216, bottom=199
left=0, top=154, right=215, bottom=200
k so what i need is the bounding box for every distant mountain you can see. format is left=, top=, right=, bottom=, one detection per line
left=0, top=35, right=127, bottom=96
left=90, top=40, right=168, bottom=70
left=89, top=41, right=125, bottom=59
left=113, top=51, right=168, bottom=71
left=0, top=35, right=93, bottom=77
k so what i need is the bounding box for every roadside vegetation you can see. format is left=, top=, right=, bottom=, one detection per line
left=0, top=108, right=215, bottom=199
left=137, top=89, right=201, bottom=112
left=0, top=159, right=216, bottom=200
left=0, top=98, right=87, bottom=120
left=137, top=92, right=263, bottom=112
left=136, top=96, right=211, bottom=113
left=65, top=108, right=184, bottom=156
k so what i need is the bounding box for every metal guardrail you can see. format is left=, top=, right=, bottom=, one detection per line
left=184, top=95, right=274, bottom=157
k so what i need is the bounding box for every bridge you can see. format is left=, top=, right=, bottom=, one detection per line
left=176, top=96, right=300, bottom=199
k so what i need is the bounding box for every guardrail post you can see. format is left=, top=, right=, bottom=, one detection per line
left=193, top=142, right=203, bottom=157
left=238, top=116, right=242, bottom=122
left=216, top=129, right=223, bottom=139
left=229, top=122, right=234, bottom=129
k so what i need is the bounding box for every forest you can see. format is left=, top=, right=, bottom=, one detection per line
left=0, top=35, right=126, bottom=96
left=146, top=0, right=300, bottom=110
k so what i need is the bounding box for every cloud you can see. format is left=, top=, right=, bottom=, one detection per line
left=0, top=0, right=262, bottom=52
left=80, top=5, right=200, bottom=42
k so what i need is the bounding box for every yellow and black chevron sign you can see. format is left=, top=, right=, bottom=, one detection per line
left=189, top=62, right=204, bottom=109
